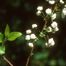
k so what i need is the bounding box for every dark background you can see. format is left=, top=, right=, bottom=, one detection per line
left=0, top=0, right=66, bottom=66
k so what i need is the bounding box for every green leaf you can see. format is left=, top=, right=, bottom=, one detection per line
left=5, top=24, right=10, bottom=37
left=0, top=33, right=4, bottom=43
left=7, top=32, right=22, bottom=41
left=0, top=46, right=5, bottom=55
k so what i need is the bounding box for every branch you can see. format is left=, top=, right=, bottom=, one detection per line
left=3, top=56, right=13, bottom=66
left=26, top=47, right=34, bottom=66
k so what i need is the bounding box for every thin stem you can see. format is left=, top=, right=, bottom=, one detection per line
left=39, top=17, right=47, bottom=36
left=3, top=56, right=13, bottom=66
left=2, top=38, right=14, bottom=66
left=26, top=47, right=34, bottom=66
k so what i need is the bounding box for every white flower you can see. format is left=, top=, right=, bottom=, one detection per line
left=64, top=5, right=66, bottom=7
left=47, top=26, right=52, bottom=32
left=62, top=8, right=66, bottom=15
left=49, top=1, right=55, bottom=5
left=48, top=38, right=55, bottom=46
left=51, top=21, right=58, bottom=28
left=51, top=13, right=56, bottom=20
left=51, top=21, right=59, bottom=32
left=54, top=27, right=59, bottom=31
left=37, top=6, right=43, bottom=11
left=30, top=34, right=36, bottom=39
left=60, top=0, right=64, bottom=4
left=32, top=24, right=37, bottom=28
left=45, top=38, right=55, bottom=47
left=36, top=10, right=41, bottom=16
left=26, top=29, right=32, bottom=34
left=45, top=8, right=52, bottom=15
left=25, top=35, right=30, bottom=40
left=28, top=42, right=34, bottom=47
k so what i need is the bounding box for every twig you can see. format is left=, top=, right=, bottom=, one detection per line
left=3, top=56, right=13, bottom=66
left=26, top=47, right=34, bottom=66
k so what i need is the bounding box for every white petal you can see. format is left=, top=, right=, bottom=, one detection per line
left=51, top=21, right=58, bottom=28
left=36, top=11, right=41, bottom=16
left=45, top=8, right=52, bottom=15
left=30, top=34, right=36, bottom=39
left=48, top=38, right=55, bottom=46
left=25, top=35, right=30, bottom=40
left=28, top=42, right=34, bottom=47
left=32, top=24, right=37, bottom=28
left=37, top=6, right=43, bottom=11
left=26, top=29, right=32, bottom=34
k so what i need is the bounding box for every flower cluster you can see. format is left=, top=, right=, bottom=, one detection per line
left=36, top=3, right=61, bottom=47
left=25, top=0, right=66, bottom=48
left=46, top=0, right=64, bottom=5
left=25, top=24, right=38, bottom=47
left=45, top=38, right=55, bottom=47
left=36, top=6, right=43, bottom=16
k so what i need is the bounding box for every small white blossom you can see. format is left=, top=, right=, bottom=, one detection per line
left=25, top=35, right=30, bottom=40
left=60, top=0, right=64, bottom=4
left=26, top=29, right=32, bottom=34
left=51, top=21, right=58, bottom=28
left=45, top=8, right=52, bottom=15
left=36, top=10, right=41, bottom=16
left=48, top=38, right=55, bottom=46
left=37, top=6, right=43, bottom=11
left=54, top=27, right=59, bottom=31
left=32, top=24, right=37, bottom=28
left=64, top=5, right=66, bottom=7
left=30, top=34, right=36, bottom=39
left=51, top=13, right=56, bottom=20
left=28, top=42, right=34, bottom=47
left=49, top=1, right=55, bottom=5
left=47, top=26, right=52, bottom=32
left=62, top=8, right=66, bottom=15
left=45, top=38, right=55, bottom=47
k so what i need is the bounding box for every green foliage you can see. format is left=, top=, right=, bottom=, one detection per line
left=35, top=37, right=46, bottom=47
left=0, top=57, right=7, bottom=66
left=33, top=51, right=49, bottom=61
left=58, top=59, right=66, bottom=66
left=4, top=24, right=22, bottom=41
left=16, top=35, right=25, bottom=44
left=49, top=59, right=57, bottom=66
left=0, top=24, right=22, bottom=56
left=0, top=46, right=5, bottom=55
left=0, top=33, right=4, bottom=43
left=5, top=24, right=10, bottom=37
left=7, top=32, right=22, bottom=41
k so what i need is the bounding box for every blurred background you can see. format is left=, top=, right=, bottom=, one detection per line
left=0, top=0, right=66, bottom=66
